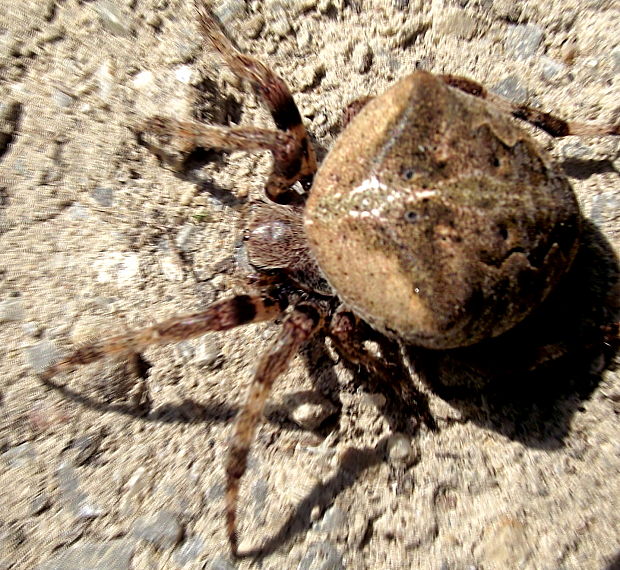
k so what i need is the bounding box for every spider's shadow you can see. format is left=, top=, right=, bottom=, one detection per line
left=560, top=156, right=618, bottom=180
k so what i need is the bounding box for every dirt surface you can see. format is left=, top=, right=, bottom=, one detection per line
left=1, top=1, right=619, bottom=569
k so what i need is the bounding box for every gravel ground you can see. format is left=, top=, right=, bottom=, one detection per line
left=1, top=1, right=619, bottom=569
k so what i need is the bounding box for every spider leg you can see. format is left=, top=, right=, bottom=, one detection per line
left=39, top=294, right=284, bottom=381
left=342, top=95, right=374, bottom=127
left=439, top=74, right=619, bottom=137
left=225, top=304, right=324, bottom=556
left=195, top=0, right=317, bottom=202
left=329, top=309, right=437, bottom=431
left=139, top=115, right=301, bottom=182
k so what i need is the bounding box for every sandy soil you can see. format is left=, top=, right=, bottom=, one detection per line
left=1, top=1, right=619, bottom=569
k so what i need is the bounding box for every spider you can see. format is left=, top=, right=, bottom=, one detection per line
left=40, top=1, right=618, bottom=557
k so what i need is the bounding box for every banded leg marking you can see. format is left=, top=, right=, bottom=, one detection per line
left=40, top=294, right=283, bottom=381
left=225, top=304, right=324, bottom=556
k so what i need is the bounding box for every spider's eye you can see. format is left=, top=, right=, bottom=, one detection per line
left=404, top=210, right=418, bottom=223
left=402, top=168, right=415, bottom=180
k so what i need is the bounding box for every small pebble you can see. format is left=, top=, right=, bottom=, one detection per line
left=0, top=297, right=25, bottom=322
left=318, top=0, right=337, bottom=14
left=160, top=254, right=184, bottom=281
left=267, top=7, right=291, bottom=38
left=124, top=466, right=149, bottom=498
left=132, top=70, right=154, bottom=90
left=491, top=75, right=528, bottom=104
left=3, top=442, right=37, bottom=468
left=94, top=1, right=132, bottom=37
left=435, top=12, right=478, bottom=40
left=504, top=23, right=544, bottom=60
left=175, top=224, right=195, bottom=252
left=493, top=0, right=522, bottom=21
left=360, top=392, right=386, bottom=410
left=559, top=139, right=593, bottom=161
left=285, top=392, right=338, bottom=430
left=28, top=492, right=51, bottom=516
left=76, top=502, right=106, bottom=519
left=96, top=60, right=114, bottom=100
left=146, top=12, right=162, bottom=29
left=477, top=517, right=532, bottom=567
left=314, top=506, right=346, bottom=533
left=612, top=46, right=620, bottom=73
left=298, top=541, right=344, bottom=570
left=38, top=24, right=66, bottom=45
left=298, top=0, right=319, bottom=10
left=94, top=251, right=140, bottom=286
left=212, top=0, right=247, bottom=27
left=172, top=535, right=205, bottom=566
left=69, top=431, right=104, bottom=466
left=539, top=56, right=566, bottom=82
left=22, top=321, right=42, bottom=337
left=52, top=89, right=75, bottom=109
left=589, top=191, right=620, bottom=225
left=133, top=510, right=184, bottom=549
left=352, top=42, right=373, bottom=74
left=193, top=338, right=224, bottom=369
left=176, top=341, right=195, bottom=361
left=561, top=39, right=578, bottom=65
left=26, top=340, right=60, bottom=374
left=245, top=14, right=264, bottom=39
left=174, top=65, right=194, bottom=85
left=386, top=432, right=418, bottom=466
left=297, top=27, right=313, bottom=50
left=91, top=186, right=115, bottom=207
left=251, top=479, right=269, bottom=521
left=296, top=63, right=325, bottom=90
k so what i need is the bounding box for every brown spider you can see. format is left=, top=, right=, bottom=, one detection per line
left=40, top=1, right=618, bottom=557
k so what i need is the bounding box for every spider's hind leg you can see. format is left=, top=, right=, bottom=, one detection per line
left=439, top=74, right=619, bottom=137
left=328, top=309, right=437, bottom=432
left=225, top=303, right=324, bottom=556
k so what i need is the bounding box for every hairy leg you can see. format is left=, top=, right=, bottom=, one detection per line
left=439, top=74, right=619, bottom=137
left=342, top=96, right=374, bottom=127
left=225, top=304, right=324, bottom=556
left=194, top=0, right=317, bottom=202
left=139, top=116, right=301, bottom=177
left=40, top=294, right=284, bottom=381
left=329, top=309, right=437, bottom=431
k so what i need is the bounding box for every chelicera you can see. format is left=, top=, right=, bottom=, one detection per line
left=40, top=1, right=618, bottom=557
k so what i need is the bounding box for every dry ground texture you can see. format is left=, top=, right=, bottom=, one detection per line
left=1, top=0, right=619, bottom=569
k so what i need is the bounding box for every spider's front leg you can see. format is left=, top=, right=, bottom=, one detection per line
left=39, top=294, right=285, bottom=382
left=139, top=1, right=317, bottom=204
left=225, top=303, right=325, bottom=557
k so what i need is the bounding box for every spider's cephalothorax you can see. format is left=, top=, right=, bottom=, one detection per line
left=40, top=0, right=618, bottom=557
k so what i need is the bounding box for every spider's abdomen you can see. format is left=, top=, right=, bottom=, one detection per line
left=304, top=71, right=580, bottom=349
